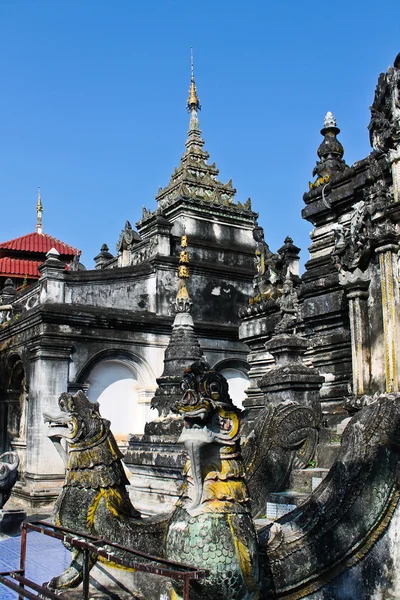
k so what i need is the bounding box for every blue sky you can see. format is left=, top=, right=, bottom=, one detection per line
left=0, top=0, right=399, bottom=268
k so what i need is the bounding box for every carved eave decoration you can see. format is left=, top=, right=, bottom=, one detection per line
left=116, top=220, right=141, bottom=253
left=333, top=198, right=398, bottom=277
left=368, top=53, right=400, bottom=153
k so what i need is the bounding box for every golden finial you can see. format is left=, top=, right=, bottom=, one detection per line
left=187, top=48, right=200, bottom=110
left=36, top=186, right=43, bottom=234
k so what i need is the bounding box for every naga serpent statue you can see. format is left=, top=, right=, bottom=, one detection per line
left=44, top=363, right=400, bottom=599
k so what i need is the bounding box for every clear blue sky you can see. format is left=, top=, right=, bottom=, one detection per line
left=0, top=0, right=399, bottom=268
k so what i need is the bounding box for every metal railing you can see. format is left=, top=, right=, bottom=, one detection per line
left=0, top=520, right=208, bottom=600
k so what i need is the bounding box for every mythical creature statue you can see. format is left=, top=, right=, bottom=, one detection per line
left=259, top=392, right=400, bottom=597
left=166, top=363, right=260, bottom=600
left=45, top=368, right=400, bottom=599
left=43, top=391, right=167, bottom=590
left=0, top=451, right=19, bottom=509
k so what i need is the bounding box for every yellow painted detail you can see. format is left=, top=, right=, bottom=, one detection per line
left=87, top=490, right=103, bottom=529
left=204, top=480, right=248, bottom=504
left=227, top=514, right=259, bottom=593
left=98, top=555, right=136, bottom=572
left=171, top=589, right=179, bottom=600
left=203, top=458, right=242, bottom=481
left=217, top=407, right=240, bottom=439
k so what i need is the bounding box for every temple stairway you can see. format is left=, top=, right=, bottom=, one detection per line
left=265, top=427, right=342, bottom=521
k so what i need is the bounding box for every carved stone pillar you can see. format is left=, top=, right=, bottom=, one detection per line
left=259, top=334, right=324, bottom=420
left=339, top=271, right=371, bottom=396
left=375, top=241, right=400, bottom=392
left=38, top=248, right=66, bottom=304
left=389, top=147, right=400, bottom=203
left=12, top=338, right=72, bottom=507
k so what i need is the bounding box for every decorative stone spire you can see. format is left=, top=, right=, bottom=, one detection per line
left=94, top=243, right=114, bottom=269
left=153, top=53, right=246, bottom=212
left=36, top=187, right=43, bottom=234
left=310, top=112, right=348, bottom=188
left=147, top=229, right=203, bottom=426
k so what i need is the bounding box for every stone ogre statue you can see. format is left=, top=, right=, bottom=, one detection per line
left=44, top=364, right=400, bottom=599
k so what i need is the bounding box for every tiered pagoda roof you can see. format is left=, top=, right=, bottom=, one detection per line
left=0, top=190, right=80, bottom=283
left=154, top=62, right=250, bottom=213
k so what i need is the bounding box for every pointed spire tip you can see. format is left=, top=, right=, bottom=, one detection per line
left=187, top=48, right=200, bottom=111
left=36, top=186, right=43, bottom=234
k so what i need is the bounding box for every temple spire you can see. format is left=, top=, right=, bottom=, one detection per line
left=147, top=227, right=203, bottom=423
left=36, top=187, right=43, bottom=234
left=153, top=52, right=241, bottom=211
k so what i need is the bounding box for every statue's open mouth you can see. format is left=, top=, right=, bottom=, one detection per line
left=182, top=408, right=208, bottom=429
left=43, top=411, right=77, bottom=440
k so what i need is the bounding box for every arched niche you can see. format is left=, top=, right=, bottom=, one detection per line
left=0, top=354, right=28, bottom=478
left=213, top=359, right=250, bottom=410
left=4, top=356, right=27, bottom=445
left=76, top=351, right=157, bottom=441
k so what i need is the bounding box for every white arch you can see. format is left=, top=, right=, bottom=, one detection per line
left=86, top=359, right=156, bottom=440
left=219, top=367, right=249, bottom=410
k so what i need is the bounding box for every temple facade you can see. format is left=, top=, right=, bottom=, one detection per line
left=0, top=70, right=257, bottom=507
left=0, top=53, right=400, bottom=522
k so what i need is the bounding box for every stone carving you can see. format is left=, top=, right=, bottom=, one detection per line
left=243, top=401, right=318, bottom=517
left=333, top=151, right=398, bottom=276
left=333, top=195, right=398, bottom=275
left=259, top=392, right=400, bottom=597
left=274, top=278, right=301, bottom=334
left=253, top=224, right=279, bottom=283
left=44, top=372, right=400, bottom=599
left=310, top=112, right=348, bottom=189
left=333, top=201, right=372, bottom=273
left=250, top=225, right=301, bottom=307
left=43, top=391, right=165, bottom=590
left=369, top=53, right=400, bottom=152
left=364, top=178, right=394, bottom=213
left=68, top=253, right=86, bottom=271
left=116, top=220, right=141, bottom=253
left=0, top=452, right=19, bottom=509
left=167, top=362, right=260, bottom=599
left=0, top=279, right=17, bottom=325
left=141, top=206, right=152, bottom=219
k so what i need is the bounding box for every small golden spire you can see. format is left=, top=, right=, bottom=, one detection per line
left=36, top=186, right=43, bottom=234
left=187, top=48, right=200, bottom=110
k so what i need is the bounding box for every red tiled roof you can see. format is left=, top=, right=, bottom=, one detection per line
left=0, top=232, right=80, bottom=256
left=0, top=258, right=43, bottom=278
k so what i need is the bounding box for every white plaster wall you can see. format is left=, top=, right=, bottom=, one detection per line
left=86, top=360, right=152, bottom=439
left=220, top=368, right=249, bottom=409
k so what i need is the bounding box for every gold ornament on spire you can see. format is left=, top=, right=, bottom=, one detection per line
left=176, top=232, right=192, bottom=305
left=187, top=48, right=200, bottom=110
left=36, top=186, right=43, bottom=234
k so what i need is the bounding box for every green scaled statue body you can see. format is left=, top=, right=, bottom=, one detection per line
left=166, top=363, right=260, bottom=600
